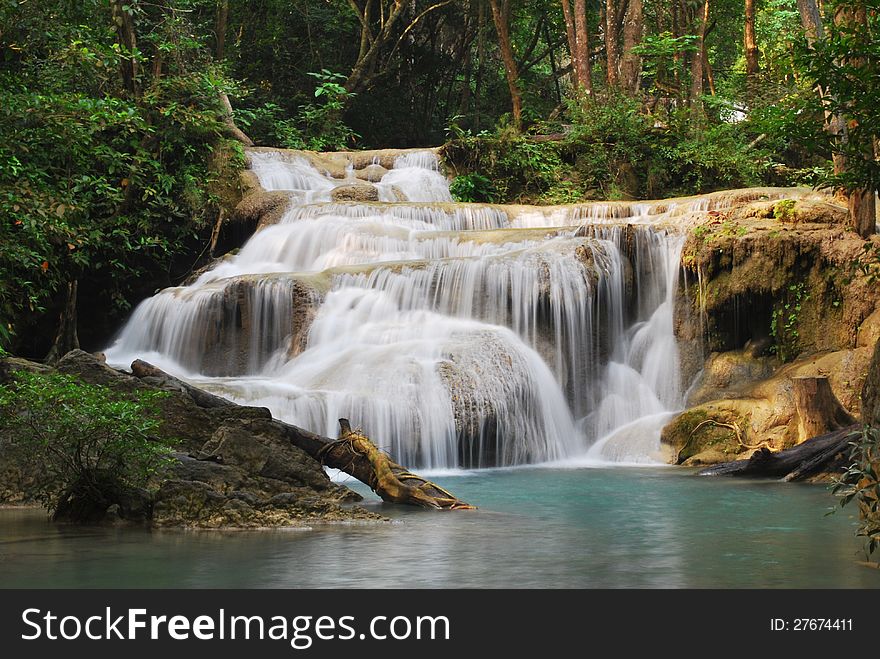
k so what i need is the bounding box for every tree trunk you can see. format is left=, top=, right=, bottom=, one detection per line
left=849, top=188, right=877, bottom=238
left=215, top=0, right=229, bottom=60
left=620, top=0, right=644, bottom=95
left=792, top=376, right=856, bottom=443
left=689, top=0, right=710, bottom=108
left=489, top=0, right=522, bottom=128
left=744, top=0, right=759, bottom=82
left=835, top=4, right=876, bottom=237
left=130, top=360, right=473, bottom=510
left=476, top=0, right=486, bottom=128
left=573, top=0, right=593, bottom=94
left=110, top=0, right=139, bottom=97
left=46, top=281, right=79, bottom=365
left=219, top=92, right=254, bottom=146
left=560, top=0, right=579, bottom=85
left=697, top=425, right=858, bottom=480
left=605, top=0, right=620, bottom=87
left=703, top=41, right=716, bottom=96
left=318, top=420, right=474, bottom=509
left=797, top=0, right=824, bottom=44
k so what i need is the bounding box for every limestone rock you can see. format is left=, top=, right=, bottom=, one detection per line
left=0, top=351, right=375, bottom=527
left=863, top=339, right=880, bottom=428
left=355, top=164, right=388, bottom=183
left=331, top=184, right=380, bottom=202
left=234, top=190, right=291, bottom=228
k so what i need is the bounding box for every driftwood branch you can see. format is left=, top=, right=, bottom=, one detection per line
left=130, top=360, right=473, bottom=510
left=697, top=424, right=859, bottom=480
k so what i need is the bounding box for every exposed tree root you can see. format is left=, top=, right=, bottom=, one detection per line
left=129, top=361, right=473, bottom=510
left=318, top=420, right=475, bottom=510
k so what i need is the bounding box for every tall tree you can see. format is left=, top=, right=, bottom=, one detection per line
left=573, top=0, right=593, bottom=94
left=344, top=0, right=454, bottom=94
left=489, top=0, right=522, bottom=128
left=832, top=2, right=876, bottom=237
left=620, top=0, right=644, bottom=94
left=110, top=0, right=140, bottom=97
left=689, top=0, right=710, bottom=107
left=744, top=0, right=759, bottom=82
left=605, top=0, right=620, bottom=87
left=561, top=0, right=593, bottom=94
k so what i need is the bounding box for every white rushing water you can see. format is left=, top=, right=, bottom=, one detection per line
left=107, top=149, right=725, bottom=468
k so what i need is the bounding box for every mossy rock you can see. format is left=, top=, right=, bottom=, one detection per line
left=661, top=406, right=747, bottom=464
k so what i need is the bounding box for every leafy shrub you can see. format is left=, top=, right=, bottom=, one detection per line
left=832, top=425, right=880, bottom=559
left=235, top=71, right=359, bottom=152
left=450, top=173, right=496, bottom=203
left=0, top=371, right=173, bottom=521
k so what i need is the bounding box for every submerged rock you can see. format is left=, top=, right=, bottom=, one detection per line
left=331, top=183, right=380, bottom=202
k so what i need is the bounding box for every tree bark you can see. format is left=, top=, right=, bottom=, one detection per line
left=560, top=0, right=579, bottom=85
left=219, top=92, right=254, bottom=146
left=215, top=0, right=229, bottom=60
left=110, top=0, right=139, bottom=97
left=46, top=281, right=79, bottom=365
left=620, top=0, right=644, bottom=94
left=744, top=0, right=759, bottom=82
left=605, top=0, right=620, bottom=87
left=835, top=4, right=876, bottom=237
left=573, top=0, right=593, bottom=94
left=849, top=188, right=877, bottom=238
left=797, top=0, right=824, bottom=44
left=689, top=0, right=710, bottom=107
left=792, top=376, right=856, bottom=443
left=489, top=0, right=522, bottom=129
left=130, top=361, right=473, bottom=510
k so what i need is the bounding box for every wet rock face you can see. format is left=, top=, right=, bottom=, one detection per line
left=233, top=190, right=292, bottom=229
left=686, top=348, right=778, bottom=407
left=863, top=339, right=880, bottom=428
left=150, top=276, right=322, bottom=378
left=666, top=196, right=880, bottom=467
left=330, top=184, right=380, bottom=202
left=0, top=351, right=378, bottom=527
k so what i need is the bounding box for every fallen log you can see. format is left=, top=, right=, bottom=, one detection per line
left=130, top=360, right=473, bottom=510
left=697, top=424, right=859, bottom=480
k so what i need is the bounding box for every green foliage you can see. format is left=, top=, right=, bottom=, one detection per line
left=444, top=91, right=769, bottom=204
left=0, top=1, right=243, bottom=353
left=442, top=133, right=563, bottom=203
left=0, top=370, right=173, bottom=518
left=235, top=71, right=359, bottom=151
left=787, top=1, right=880, bottom=195
left=632, top=31, right=699, bottom=97
left=770, top=282, right=809, bottom=362
left=450, top=173, right=496, bottom=203
left=853, top=241, right=880, bottom=285
left=774, top=199, right=797, bottom=223
left=831, top=425, right=880, bottom=558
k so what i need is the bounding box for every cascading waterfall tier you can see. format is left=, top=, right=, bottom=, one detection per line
left=106, top=150, right=797, bottom=469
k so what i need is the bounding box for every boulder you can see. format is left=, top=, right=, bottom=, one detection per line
left=331, top=184, right=380, bottom=202
left=233, top=190, right=292, bottom=228
left=0, top=351, right=378, bottom=527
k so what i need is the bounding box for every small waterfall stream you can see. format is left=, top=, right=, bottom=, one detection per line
left=106, top=149, right=728, bottom=469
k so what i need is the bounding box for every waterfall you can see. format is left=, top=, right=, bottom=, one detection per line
left=106, top=149, right=748, bottom=469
